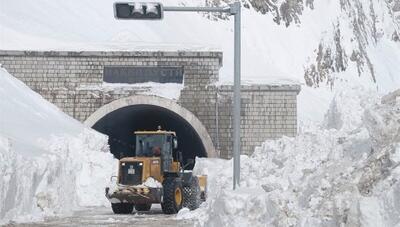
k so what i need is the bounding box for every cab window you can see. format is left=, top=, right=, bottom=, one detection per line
left=136, top=135, right=164, bottom=157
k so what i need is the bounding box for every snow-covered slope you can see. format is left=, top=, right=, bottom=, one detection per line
left=0, top=67, right=116, bottom=224
left=1, top=0, right=399, bottom=122
left=178, top=87, right=400, bottom=227
left=1, top=1, right=400, bottom=225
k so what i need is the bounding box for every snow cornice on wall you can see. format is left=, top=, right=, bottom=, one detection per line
left=218, top=84, right=301, bottom=94
left=0, top=49, right=223, bottom=60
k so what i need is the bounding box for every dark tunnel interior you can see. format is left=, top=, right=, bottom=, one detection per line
left=92, top=104, right=207, bottom=169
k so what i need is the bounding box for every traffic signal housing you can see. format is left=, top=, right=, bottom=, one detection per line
left=114, top=2, right=163, bottom=20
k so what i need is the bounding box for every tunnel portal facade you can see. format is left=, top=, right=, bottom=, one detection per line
left=85, top=95, right=217, bottom=160
left=0, top=50, right=301, bottom=159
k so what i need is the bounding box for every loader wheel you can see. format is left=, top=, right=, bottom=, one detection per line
left=183, top=177, right=201, bottom=210
left=135, top=204, right=152, bottom=212
left=111, top=203, right=134, bottom=214
left=161, top=177, right=183, bottom=214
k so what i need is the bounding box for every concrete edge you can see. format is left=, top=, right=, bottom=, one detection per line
left=0, top=50, right=223, bottom=59
left=218, top=84, right=302, bottom=93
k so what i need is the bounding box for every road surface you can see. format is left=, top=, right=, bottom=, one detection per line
left=4, top=206, right=194, bottom=227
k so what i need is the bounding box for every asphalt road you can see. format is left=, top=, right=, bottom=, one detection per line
left=4, top=206, right=194, bottom=227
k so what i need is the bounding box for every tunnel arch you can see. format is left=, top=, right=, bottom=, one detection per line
left=85, top=95, right=217, bottom=162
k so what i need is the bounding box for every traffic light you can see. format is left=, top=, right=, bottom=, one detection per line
left=114, top=2, right=163, bottom=20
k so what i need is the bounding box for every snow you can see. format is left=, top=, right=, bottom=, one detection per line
left=2, top=1, right=400, bottom=124
left=109, top=176, right=163, bottom=190
left=143, top=177, right=162, bottom=188
left=1, top=0, right=400, bottom=225
left=1, top=0, right=400, bottom=122
left=142, top=177, right=163, bottom=188
left=0, top=67, right=116, bottom=224
left=78, top=82, right=184, bottom=100
left=0, top=0, right=303, bottom=84
left=178, top=86, right=400, bottom=226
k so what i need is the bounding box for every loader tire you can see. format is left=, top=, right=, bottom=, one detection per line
left=183, top=177, right=201, bottom=210
left=111, top=203, right=134, bottom=214
left=135, top=203, right=152, bottom=212
left=161, top=177, right=183, bottom=214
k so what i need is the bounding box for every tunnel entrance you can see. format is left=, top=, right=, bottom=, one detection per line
left=85, top=95, right=216, bottom=169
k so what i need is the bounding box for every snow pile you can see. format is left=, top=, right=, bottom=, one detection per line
left=107, top=177, right=162, bottom=200
left=142, top=177, right=163, bottom=188
left=0, top=68, right=116, bottom=224
left=78, top=82, right=184, bottom=101
left=178, top=87, right=400, bottom=226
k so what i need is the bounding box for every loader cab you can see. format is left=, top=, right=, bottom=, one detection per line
left=134, top=130, right=179, bottom=173
left=135, top=132, right=178, bottom=157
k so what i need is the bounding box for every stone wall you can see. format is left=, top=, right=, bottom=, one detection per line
left=0, top=50, right=221, bottom=119
left=0, top=50, right=300, bottom=159
left=179, top=84, right=299, bottom=158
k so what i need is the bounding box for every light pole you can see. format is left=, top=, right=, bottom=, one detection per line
left=114, top=2, right=242, bottom=189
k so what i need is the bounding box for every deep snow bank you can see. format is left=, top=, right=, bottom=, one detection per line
left=178, top=86, right=400, bottom=226
left=0, top=67, right=116, bottom=224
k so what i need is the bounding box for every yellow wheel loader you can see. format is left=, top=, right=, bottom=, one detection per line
left=105, top=129, right=207, bottom=214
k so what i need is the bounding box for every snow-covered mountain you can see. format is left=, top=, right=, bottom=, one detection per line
left=1, top=0, right=399, bottom=121
left=212, top=0, right=400, bottom=88
left=1, top=1, right=400, bottom=225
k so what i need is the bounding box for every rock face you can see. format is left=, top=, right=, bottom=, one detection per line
left=304, top=0, right=400, bottom=88
left=206, top=0, right=400, bottom=89
left=206, top=0, right=314, bottom=24
left=304, top=0, right=379, bottom=88
left=241, top=0, right=314, bottom=26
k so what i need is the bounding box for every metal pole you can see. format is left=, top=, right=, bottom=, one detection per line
left=163, top=6, right=230, bottom=13
left=230, top=2, right=241, bottom=189
left=163, top=2, right=241, bottom=190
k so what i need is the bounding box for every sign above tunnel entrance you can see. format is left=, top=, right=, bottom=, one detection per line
left=103, top=66, right=184, bottom=84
